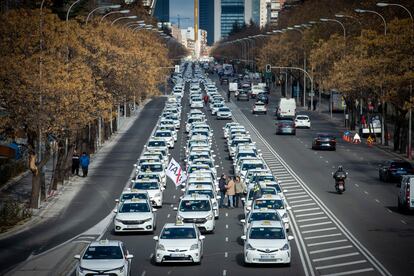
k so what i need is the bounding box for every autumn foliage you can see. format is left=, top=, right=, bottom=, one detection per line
left=0, top=7, right=172, bottom=207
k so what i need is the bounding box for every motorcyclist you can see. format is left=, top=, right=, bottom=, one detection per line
left=333, top=165, right=347, bottom=191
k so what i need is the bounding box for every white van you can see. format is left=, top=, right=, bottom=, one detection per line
left=398, top=175, right=414, bottom=212
left=276, top=98, right=296, bottom=119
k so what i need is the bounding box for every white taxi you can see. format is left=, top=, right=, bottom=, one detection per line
left=251, top=194, right=291, bottom=231
left=131, top=178, right=164, bottom=207
left=240, top=208, right=281, bottom=234
left=153, top=221, right=204, bottom=264
left=114, top=198, right=156, bottom=233
left=252, top=101, right=267, bottom=114
left=241, top=220, right=293, bottom=265
left=183, top=184, right=220, bottom=218
left=74, top=240, right=133, bottom=276
left=174, top=194, right=215, bottom=233
left=295, top=114, right=311, bottom=128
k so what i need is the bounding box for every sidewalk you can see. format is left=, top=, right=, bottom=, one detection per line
left=0, top=100, right=149, bottom=240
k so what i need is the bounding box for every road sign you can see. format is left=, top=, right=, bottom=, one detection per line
left=174, top=65, right=180, bottom=73
left=265, top=64, right=271, bottom=73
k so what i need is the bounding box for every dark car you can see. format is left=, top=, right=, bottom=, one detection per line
left=379, top=160, right=413, bottom=182
left=220, top=76, right=229, bottom=85
left=276, top=120, right=296, bottom=135
left=256, top=93, right=269, bottom=104
left=237, top=90, right=249, bottom=101
left=312, top=133, right=336, bottom=150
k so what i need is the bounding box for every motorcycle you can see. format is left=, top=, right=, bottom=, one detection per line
left=332, top=172, right=348, bottom=194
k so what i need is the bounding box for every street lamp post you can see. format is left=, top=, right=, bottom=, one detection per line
left=356, top=8, right=388, bottom=145
left=100, top=10, right=130, bottom=23
left=377, top=2, right=413, bottom=158
left=86, top=5, right=121, bottom=25
left=320, top=18, right=346, bottom=40
left=111, top=15, right=138, bottom=26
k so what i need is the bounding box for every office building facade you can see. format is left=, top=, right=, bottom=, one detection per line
left=153, top=0, right=169, bottom=22
left=199, top=0, right=215, bottom=45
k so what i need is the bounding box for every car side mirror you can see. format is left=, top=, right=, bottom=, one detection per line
left=126, top=254, right=134, bottom=259
left=133, top=164, right=137, bottom=167
left=216, top=196, right=221, bottom=199
left=115, top=199, right=120, bottom=203
left=287, top=206, right=292, bottom=211
left=241, top=235, right=246, bottom=241
left=288, top=236, right=294, bottom=241
left=240, top=219, right=246, bottom=224
left=200, top=235, right=205, bottom=240
left=181, top=188, right=185, bottom=192
left=113, top=209, right=118, bottom=213
left=283, top=189, right=288, bottom=193
left=173, top=207, right=178, bottom=211
left=153, top=236, right=159, bottom=241
left=74, top=254, right=81, bottom=260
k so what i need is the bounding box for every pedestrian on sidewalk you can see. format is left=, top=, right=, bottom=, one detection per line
left=79, top=152, right=90, bottom=177
left=71, top=150, right=80, bottom=175
left=234, top=175, right=246, bottom=208
left=218, top=174, right=227, bottom=208
left=226, top=176, right=235, bottom=208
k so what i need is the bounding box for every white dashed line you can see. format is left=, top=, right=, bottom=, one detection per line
left=304, top=233, right=342, bottom=240
left=141, top=271, right=146, bottom=276
left=225, top=224, right=228, bottom=229
left=223, top=270, right=227, bottom=276
left=315, top=260, right=367, bottom=270
left=296, top=212, right=324, bottom=218
left=313, top=252, right=360, bottom=262
left=354, top=183, right=359, bottom=188
left=387, top=209, right=393, bottom=214
left=364, top=191, right=369, bottom=195
left=173, top=195, right=176, bottom=199
left=302, top=227, right=337, bottom=234
left=225, top=237, right=229, bottom=242
left=167, top=214, right=170, bottom=218
left=307, top=239, right=348, bottom=247
left=401, top=220, right=407, bottom=225
left=309, top=245, right=353, bottom=254
left=224, top=252, right=228, bottom=258
left=375, top=199, right=380, bottom=203
left=225, top=212, right=228, bottom=217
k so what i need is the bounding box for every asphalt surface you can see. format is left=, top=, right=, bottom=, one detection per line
left=0, top=98, right=166, bottom=274
left=100, top=80, right=304, bottom=276
left=214, top=76, right=414, bottom=276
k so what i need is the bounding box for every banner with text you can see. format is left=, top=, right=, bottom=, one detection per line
left=166, top=158, right=187, bottom=187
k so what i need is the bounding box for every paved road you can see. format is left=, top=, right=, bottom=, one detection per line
left=0, top=98, right=166, bottom=274
left=99, top=81, right=304, bottom=276
left=216, top=77, right=414, bottom=276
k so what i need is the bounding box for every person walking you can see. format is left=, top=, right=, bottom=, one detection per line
left=71, top=150, right=80, bottom=176
left=226, top=176, right=236, bottom=208
left=234, top=176, right=246, bottom=208
left=79, top=152, right=90, bottom=177
left=218, top=174, right=227, bottom=208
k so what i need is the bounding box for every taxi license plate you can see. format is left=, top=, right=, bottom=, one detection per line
left=260, top=255, right=275, bottom=260
left=171, top=253, right=185, bottom=257
left=125, top=225, right=139, bottom=228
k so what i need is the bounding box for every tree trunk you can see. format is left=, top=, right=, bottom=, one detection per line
left=51, top=143, right=65, bottom=190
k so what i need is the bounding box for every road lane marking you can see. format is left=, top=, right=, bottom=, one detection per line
left=364, top=191, right=369, bottom=195
left=293, top=207, right=321, bottom=213
left=301, top=221, right=332, bottom=228
left=141, top=271, right=146, bottom=276
left=375, top=199, right=380, bottom=203
left=401, top=220, right=407, bottom=225
left=321, top=268, right=374, bottom=276
left=288, top=195, right=310, bottom=201
left=225, top=212, right=228, bottom=217
left=304, top=233, right=342, bottom=240
left=291, top=202, right=317, bottom=208
left=313, top=252, right=360, bottom=262
left=315, top=260, right=367, bottom=270
left=173, top=195, right=176, bottom=199
left=354, top=183, right=359, bottom=187
left=308, top=239, right=348, bottom=247
left=298, top=216, right=329, bottom=223
left=296, top=212, right=325, bottom=218
left=285, top=191, right=307, bottom=196
left=290, top=198, right=313, bottom=204
left=226, top=224, right=228, bottom=229
left=302, top=227, right=337, bottom=234
left=223, top=270, right=227, bottom=276
left=387, top=209, right=393, bottom=214
left=167, top=214, right=170, bottom=218
left=225, top=237, right=229, bottom=242
left=309, top=245, right=353, bottom=254
left=225, top=252, right=228, bottom=258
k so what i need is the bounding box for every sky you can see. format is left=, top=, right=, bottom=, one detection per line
left=169, top=0, right=194, bottom=29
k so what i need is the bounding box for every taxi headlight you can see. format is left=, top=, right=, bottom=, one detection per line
left=281, top=243, right=289, bottom=251
left=177, top=215, right=183, bottom=221
left=246, top=243, right=255, bottom=250
left=157, top=243, right=165, bottom=251
left=115, top=218, right=122, bottom=223
left=190, top=243, right=199, bottom=250
left=206, top=214, right=214, bottom=220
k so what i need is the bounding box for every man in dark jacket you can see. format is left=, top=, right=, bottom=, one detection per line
left=71, top=150, right=80, bottom=175
left=79, top=152, right=90, bottom=177
left=218, top=174, right=227, bottom=208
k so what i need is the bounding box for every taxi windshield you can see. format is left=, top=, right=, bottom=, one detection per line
left=248, top=188, right=276, bottom=200
left=120, top=202, right=150, bottom=213
left=161, top=227, right=196, bottom=239
left=249, top=212, right=280, bottom=222
left=252, top=175, right=275, bottom=182
left=187, top=190, right=214, bottom=198
left=242, top=163, right=264, bottom=171
left=179, top=200, right=211, bottom=212
left=148, top=141, right=166, bottom=147
left=133, top=182, right=159, bottom=190
left=140, top=164, right=163, bottom=172
left=155, top=132, right=171, bottom=137
left=188, top=166, right=208, bottom=173
left=254, top=199, right=284, bottom=210
left=83, top=246, right=123, bottom=260
left=121, top=193, right=147, bottom=201
left=249, top=227, right=285, bottom=239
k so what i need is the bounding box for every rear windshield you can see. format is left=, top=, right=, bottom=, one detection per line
left=83, top=246, right=123, bottom=260
left=391, top=162, right=412, bottom=169
left=161, top=227, right=196, bottom=239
